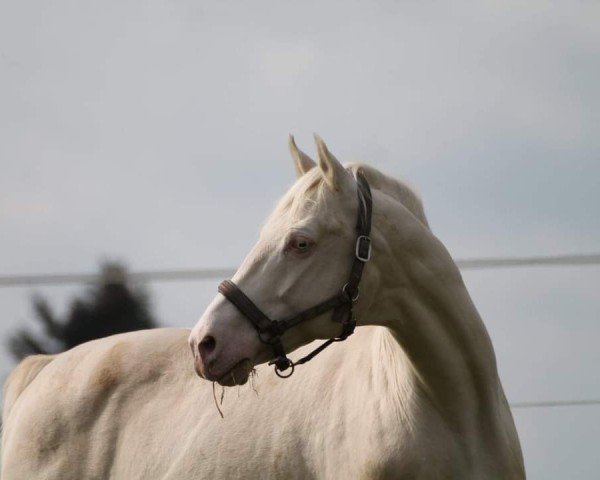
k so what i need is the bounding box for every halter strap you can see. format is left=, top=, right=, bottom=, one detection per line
left=218, top=171, right=373, bottom=377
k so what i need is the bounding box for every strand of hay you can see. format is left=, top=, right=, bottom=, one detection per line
left=212, top=381, right=224, bottom=418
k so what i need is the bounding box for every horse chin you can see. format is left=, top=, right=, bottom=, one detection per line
left=216, top=358, right=253, bottom=387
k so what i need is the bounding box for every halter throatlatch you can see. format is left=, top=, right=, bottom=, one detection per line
left=218, top=171, right=373, bottom=378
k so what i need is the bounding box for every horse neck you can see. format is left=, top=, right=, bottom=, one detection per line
left=361, top=194, right=500, bottom=422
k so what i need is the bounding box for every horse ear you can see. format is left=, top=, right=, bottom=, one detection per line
left=288, top=135, right=316, bottom=178
left=314, top=134, right=349, bottom=191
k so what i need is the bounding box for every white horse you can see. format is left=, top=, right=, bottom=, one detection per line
left=2, top=136, right=525, bottom=479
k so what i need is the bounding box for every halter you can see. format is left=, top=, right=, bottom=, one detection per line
left=218, top=171, right=373, bottom=378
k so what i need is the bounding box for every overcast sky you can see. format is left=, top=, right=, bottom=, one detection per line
left=1, top=1, right=599, bottom=478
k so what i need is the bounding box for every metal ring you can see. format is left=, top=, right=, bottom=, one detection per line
left=342, top=283, right=360, bottom=302
left=274, top=362, right=295, bottom=378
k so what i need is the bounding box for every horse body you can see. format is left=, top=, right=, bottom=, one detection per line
left=2, top=136, right=524, bottom=479
left=3, top=327, right=506, bottom=480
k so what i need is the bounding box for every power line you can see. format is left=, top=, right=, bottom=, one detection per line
left=0, top=253, right=599, bottom=288
left=455, top=253, right=600, bottom=270
left=510, top=398, right=600, bottom=409
left=0, top=268, right=236, bottom=288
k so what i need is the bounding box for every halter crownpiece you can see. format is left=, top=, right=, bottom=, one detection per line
left=218, top=171, right=373, bottom=378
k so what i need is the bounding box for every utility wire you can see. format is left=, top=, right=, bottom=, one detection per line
left=0, top=268, right=236, bottom=288
left=455, top=253, right=600, bottom=270
left=510, top=399, right=600, bottom=409
left=1, top=253, right=599, bottom=288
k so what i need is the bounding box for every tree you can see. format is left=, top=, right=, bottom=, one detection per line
left=8, top=262, right=158, bottom=361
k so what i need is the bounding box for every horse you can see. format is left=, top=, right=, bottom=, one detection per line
left=2, top=135, right=525, bottom=479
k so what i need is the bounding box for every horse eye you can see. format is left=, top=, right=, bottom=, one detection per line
left=287, top=236, right=314, bottom=254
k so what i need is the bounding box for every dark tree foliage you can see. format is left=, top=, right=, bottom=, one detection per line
left=8, top=263, right=158, bottom=361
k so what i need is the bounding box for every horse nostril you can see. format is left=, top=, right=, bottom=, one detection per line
left=198, top=335, right=217, bottom=359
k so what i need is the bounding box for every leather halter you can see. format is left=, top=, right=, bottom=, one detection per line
left=218, top=171, right=373, bottom=378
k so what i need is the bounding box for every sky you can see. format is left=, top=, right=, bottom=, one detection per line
left=1, top=1, right=599, bottom=477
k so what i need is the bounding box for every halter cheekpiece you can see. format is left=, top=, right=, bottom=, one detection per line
left=218, top=171, right=373, bottom=378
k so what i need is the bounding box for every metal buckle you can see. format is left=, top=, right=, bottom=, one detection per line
left=355, top=235, right=372, bottom=262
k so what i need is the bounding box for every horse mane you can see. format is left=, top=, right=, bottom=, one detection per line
left=347, top=163, right=429, bottom=229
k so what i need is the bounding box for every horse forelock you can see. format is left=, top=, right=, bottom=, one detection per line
left=261, top=168, right=335, bottom=236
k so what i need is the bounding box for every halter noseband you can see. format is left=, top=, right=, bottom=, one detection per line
left=218, top=171, right=373, bottom=378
